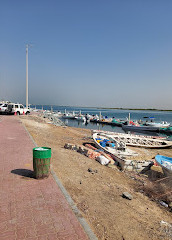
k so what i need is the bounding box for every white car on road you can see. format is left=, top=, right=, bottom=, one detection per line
left=0, top=103, right=8, bottom=113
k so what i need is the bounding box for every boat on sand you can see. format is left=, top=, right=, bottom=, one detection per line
left=93, top=132, right=152, bottom=172
left=155, top=155, right=172, bottom=177
left=93, top=130, right=172, bottom=149
left=93, top=132, right=138, bottom=158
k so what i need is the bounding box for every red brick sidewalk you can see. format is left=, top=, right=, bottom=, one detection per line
left=0, top=116, right=92, bottom=240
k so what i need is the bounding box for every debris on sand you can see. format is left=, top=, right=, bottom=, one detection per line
left=122, top=192, right=133, bottom=200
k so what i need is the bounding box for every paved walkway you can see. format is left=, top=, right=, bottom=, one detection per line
left=0, top=115, right=91, bottom=240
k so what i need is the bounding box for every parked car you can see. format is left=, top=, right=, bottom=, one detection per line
left=7, top=103, right=30, bottom=115
left=0, top=103, right=8, bottom=114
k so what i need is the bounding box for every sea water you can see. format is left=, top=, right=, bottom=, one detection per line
left=31, top=105, right=172, bottom=138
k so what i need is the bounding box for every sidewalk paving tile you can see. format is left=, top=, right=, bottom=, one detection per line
left=0, top=116, right=90, bottom=240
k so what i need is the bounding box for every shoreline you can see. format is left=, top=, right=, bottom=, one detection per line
left=30, top=105, right=172, bottom=112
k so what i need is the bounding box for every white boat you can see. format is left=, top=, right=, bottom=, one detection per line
left=93, top=130, right=172, bottom=149
left=92, top=130, right=166, bottom=140
left=93, top=132, right=138, bottom=157
left=90, top=114, right=100, bottom=122
left=93, top=133, right=152, bottom=171
left=62, top=113, right=75, bottom=119
left=75, top=115, right=86, bottom=122
left=144, top=121, right=170, bottom=128
left=85, top=114, right=92, bottom=121
left=122, top=123, right=160, bottom=132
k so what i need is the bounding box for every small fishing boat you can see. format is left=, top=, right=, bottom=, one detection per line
left=61, top=113, right=75, bottom=119
left=93, top=132, right=152, bottom=171
left=92, top=130, right=166, bottom=140
left=142, top=117, right=170, bottom=128
left=75, top=115, right=86, bottom=122
left=93, top=133, right=138, bottom=158
left=144, top=121, right=170, bottom=128
left=94, top=131, right=172, bottom=149
left=85, top=114, right=92, bottom=121
left=90, top=115, right=99, bottom=123
left=122, top=123, right=160, bottom=132
left=111, top=118, right=126, bottom=126
left=155, top=155, right=172, bottom=177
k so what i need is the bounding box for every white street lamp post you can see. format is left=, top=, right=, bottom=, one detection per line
left=26, top=44, right=32, bottom=109
left=26, top=44, right=28, bottom=109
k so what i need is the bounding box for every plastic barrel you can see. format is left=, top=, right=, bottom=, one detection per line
left=33, top=147, right=51, bottom=179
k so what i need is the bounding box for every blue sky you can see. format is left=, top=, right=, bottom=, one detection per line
left=0, top=0, right=172, bottom=109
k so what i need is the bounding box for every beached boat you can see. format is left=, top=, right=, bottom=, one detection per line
left=92, top=130, right=166, bottom=139
left=93, top=131, right=172, bottom=149
left=93, top=132, right=138, bottom=157
left=92, top=130, right=166, bottom=140
left=93, top=132, right=152, bottom=171
left=155, top=155, right=172, bottom=177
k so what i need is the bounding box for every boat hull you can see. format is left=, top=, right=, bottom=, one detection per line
left=94, top=130, right=172, bottom=149
left=92, top=133, right=152, bottom=172
left=144, top=122, right=170, bottom=128
left=155, top=155, right=172, bottom=177
left=122, top=124, right=160, bottom=132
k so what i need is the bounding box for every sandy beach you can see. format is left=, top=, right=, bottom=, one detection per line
left=20, top=113, right=172, bottom=240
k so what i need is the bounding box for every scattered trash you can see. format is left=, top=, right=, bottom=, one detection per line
left=168, top=202, right=172, bottom=209
left=64, top=143, right=114, bottom=165
left=159, top=201, right=168, bottom=208
left=96, top=155, right=110, bottom=165
left=88, top=168, right=93, bottom=172
left=160, top=220, right=172, bottom=238
left=122, top=192, right=133, bottom=200
left=88, top=168, right=98, bottom=174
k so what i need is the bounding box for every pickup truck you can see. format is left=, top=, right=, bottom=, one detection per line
left=7, top=103, right=30, bottom=115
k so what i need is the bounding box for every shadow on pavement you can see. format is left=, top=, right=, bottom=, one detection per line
left=11, top=169, right=35, bottom=178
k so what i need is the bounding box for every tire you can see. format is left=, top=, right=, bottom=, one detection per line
left=16, top=112, right=20, bottom=115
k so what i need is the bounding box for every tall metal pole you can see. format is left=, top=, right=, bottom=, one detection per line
left=26, top=44, right=28, bottom=109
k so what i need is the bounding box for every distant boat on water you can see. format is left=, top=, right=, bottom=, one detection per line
left=143, top=118, right=170, bottom=128
left=122, top=114, right=170, bottom=133
left=61, top=112, right=75, bottom=119
left=122, top=123, right=160, bottom=132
